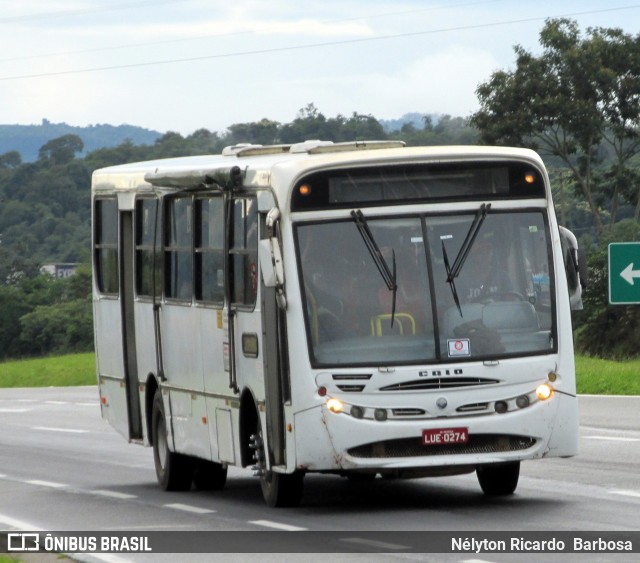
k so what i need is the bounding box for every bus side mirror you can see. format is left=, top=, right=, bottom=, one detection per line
left=559, top=226, right=585, bottom=311
left=259, top=237, right=287, bottom=309
left=259, top=238, right=284, bottom=288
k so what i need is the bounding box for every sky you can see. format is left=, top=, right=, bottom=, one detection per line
left=2, top=0, right=640, bottom=136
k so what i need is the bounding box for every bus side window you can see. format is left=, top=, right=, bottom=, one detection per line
left=135, top=197, right=162, bottom=298
left=165, top=196, right=193, bottom=302
left=94, top=198, right=119, bottom=295
left=195, top=196, right=225, bottom=305
left=230, top=198, right=258, bottom=307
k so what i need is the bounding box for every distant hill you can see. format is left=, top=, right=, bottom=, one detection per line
left=0, top=120, right=163, bottom=162
left=379, top=112, right=438, bottom=133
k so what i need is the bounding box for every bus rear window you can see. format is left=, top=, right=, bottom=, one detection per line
left=292, top=162, right=545, bottom=211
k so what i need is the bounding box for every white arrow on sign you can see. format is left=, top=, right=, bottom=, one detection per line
left=620, top=263, right=640, bottom=285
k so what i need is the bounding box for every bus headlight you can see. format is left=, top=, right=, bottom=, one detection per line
left=536, top=384, right=554, bottom=401
left=326, top=398, right=344, bottom=413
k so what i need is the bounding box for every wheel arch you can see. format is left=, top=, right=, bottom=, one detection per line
left=145, top=374, right=160, bottom=446
left=239, top=387, right=259, bottom=468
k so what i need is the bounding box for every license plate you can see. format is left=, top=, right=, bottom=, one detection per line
left=422, top=427, right=469, bottom=446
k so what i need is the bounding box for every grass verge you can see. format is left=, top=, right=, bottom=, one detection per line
left=0, top=352, right=95, bottom=388
left=575, top=355, right=640, bottom=395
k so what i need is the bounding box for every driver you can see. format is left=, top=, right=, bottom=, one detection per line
left=458, top=238, right=513, bottom=301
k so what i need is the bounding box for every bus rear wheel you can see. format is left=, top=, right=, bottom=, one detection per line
left=250, top=427, right=304, bottom=507
left=151, top=390, right=194, bottom=491
left=476, top=461, right=520, bottom=496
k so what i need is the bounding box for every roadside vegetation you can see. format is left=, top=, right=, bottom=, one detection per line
left=0, top=353, right=637, bottom=395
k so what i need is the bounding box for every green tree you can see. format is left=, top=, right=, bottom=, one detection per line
left=38, top=134, right=84, bottom=165
left=0, top=150, right=21, bottom=169
left=332, top=112, right=386, bottom=141
left=279, top=103, right=334, bottom=142
left=19, top=298, right=93, bottom=356
left=575, top=219, right=640, bottom=358
left=226, top=119, right=280, bottom=146
left=471, top=19, right=640, bottom=235
left=0, top=285, right=31, bottom=359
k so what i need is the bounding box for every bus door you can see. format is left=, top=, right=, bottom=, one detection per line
left=228, top=196, right=287, bottom=468
left=119, top=210, right=143, bottom=440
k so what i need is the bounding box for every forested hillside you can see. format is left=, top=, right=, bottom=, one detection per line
left=0, top=120, right=162, bottom=162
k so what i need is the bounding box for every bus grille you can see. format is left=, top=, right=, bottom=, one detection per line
left=336, top=385, right=366, bottom=392
left=347, top=434, right=536, bottom=458
left=379, top=377, right=500, bottom=391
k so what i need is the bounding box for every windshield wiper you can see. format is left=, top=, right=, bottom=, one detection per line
left=351, top=209, right=398, bottom=327
left=442, top=241, right=463, bottom=317
left=442, top=202, right=491, bottom=316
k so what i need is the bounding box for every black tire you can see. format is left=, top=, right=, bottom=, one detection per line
left=261, top=467, right=304, bottom=508
left=476, top=461, right=520, bottom=496
left=193, top=460, right=227, bottom=491
left=252, top=420, right=304, bottom=507
left=151, top=390, right=194, bottom=491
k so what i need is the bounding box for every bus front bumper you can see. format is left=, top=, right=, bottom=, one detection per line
left=292, top=391, right=578, bottom=473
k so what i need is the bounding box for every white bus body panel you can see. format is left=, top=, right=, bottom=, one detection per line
left=94, top=298, right=130, bottom=440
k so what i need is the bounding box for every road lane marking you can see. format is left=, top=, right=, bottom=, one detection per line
left=44, top=401, right=70, bottom=405
left=26, top=480, right=67, bottom=488
left=610, top=490, right=640, bottom=499
left=33, top=426, right=89, bottom=434
left=341, top=537, right=410, bottom=550
left=0, top=408, right=30, bottom=413
left=584, top=436, right=640, bottom=442
left=249, top=520, right=307, bottom=531
left=163, top=503, right=215, bottom=514
left=94, top=490, right=137, bottom=500
left=0, top=512, right=43, bottom=531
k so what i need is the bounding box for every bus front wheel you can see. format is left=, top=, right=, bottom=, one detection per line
left=251, top=426, right=304, bottom=507
left=151, top=390, right=194, bottom=491
left=476, top=461, right=520, bottom=496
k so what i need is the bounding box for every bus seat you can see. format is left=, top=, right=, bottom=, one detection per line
left=482, top=301, right=539, bottom=332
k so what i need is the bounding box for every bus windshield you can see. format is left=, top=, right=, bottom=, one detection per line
left=297, top=210, right=555, bottom=367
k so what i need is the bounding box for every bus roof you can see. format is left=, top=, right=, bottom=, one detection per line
left=91, top=141, right=546, bottom=203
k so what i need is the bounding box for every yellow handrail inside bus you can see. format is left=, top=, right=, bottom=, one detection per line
left=371, top=313, right=416, bottom=336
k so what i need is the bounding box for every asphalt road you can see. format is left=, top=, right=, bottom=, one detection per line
left=0, top=387, right=638, bottom=562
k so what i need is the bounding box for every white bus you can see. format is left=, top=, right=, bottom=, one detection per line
left=92, top=141, right=584, bottom=507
